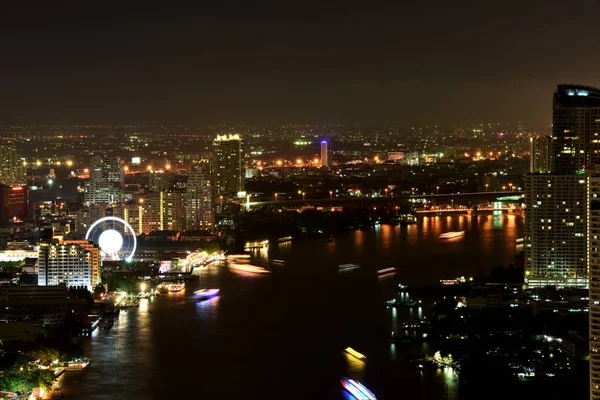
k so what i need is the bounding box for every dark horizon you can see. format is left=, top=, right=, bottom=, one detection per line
left=2, top=1, right=600, bottom=126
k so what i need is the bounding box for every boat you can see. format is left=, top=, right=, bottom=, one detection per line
left=168, top=283, right=185, bottom=292
left=229, top=263, right=271, bottom=274
left=341, top=377, right=377, bottom=400
left=439, top=231, right=465, bottom=239
left=344, top=347, right=367, bottom=360
left=194, top=288, right=220, bottom=300
left=227, top=254, right=251, bottom=259
left=276, top=236, right=292, bottom=244
left=399, top=214, right=417, bottom=225
left=377, top=267, right=396, bottom=276
left=338, top=263, right=360, bottom=271
left=271, top=259, right=286, bottom=264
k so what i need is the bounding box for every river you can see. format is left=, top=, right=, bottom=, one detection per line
left=61, top=213, right=523, bottom=399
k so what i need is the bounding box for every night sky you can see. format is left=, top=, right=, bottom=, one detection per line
left=1, top=0, right=600, bottom=126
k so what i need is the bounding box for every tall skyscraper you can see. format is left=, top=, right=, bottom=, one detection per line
left=213, top=134, right=244, bottom=197
left=552, top=84, right=600, bottom=174
left=0, top=144, right=25, bottom=185
left=525, top=85, right=600, bottom=290
left=85, top=156, right=124, bottom=204
left=590, top=172, right=600, bottom=400
left=524, top=174, right=589, bottom=288
left=321, top=140, right=330, bottom=168
left=529, top=136, right=552, bottom=173
left=186, top=161, right=215, bottom=231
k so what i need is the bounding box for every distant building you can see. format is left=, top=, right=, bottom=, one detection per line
left=213, top=134, right=244, bottom=196
left=84, top=156, right=124, bottom=204
left=529, top=136, right=552, bottom=173
left=321, top=140, right=330, bottom=168
left=552, top=84, right=600, bottom=174
left=149, top=171, right=171, bottom=192
left=186, top=161, right=215, bottom=231
left=0, top=143, right=26, bottom=185
left=0, top=184, right=28, bottom=224
left=524, top=174, right=588, bottom=288
left=75, top=203, right=106, bottom=233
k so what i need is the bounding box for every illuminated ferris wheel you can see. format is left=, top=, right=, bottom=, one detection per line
left=85, top=217, right=137, bottom=261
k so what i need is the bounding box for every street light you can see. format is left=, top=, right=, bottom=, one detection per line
left=436, top=186, right=440, bottom=195
left=219, top=195, right=224, bottom=207
left=329, top=190, right=333, bottom=200
left=508, top=183, right=513, bottom=191
left=384, top=188, right=388, bottom=197
left=274, top=193, right=278, bottom=201
left=302, top=192, right=306, bottom=200
left=485, top=183, right=489, bottom=192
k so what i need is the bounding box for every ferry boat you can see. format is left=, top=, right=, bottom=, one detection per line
left=399, top=214, right=417, bottom=225
left=439, top=231, right=465, bottom=239
left=344, top=347, right=367, bottom=360
left=168, top=283, right=185, bottom=292
left=227, top=254, right=251, bottom=259
left=194, top=288, right=220, bottom=300
left=377, top=267, right=396, bottom=276
left=229, top=263, right=271, bottom=274
left=338, top=263, right=360, bottom=271
left=276, top=236, right=293, bottom=244
left=341, top=377, right=377, bottom=400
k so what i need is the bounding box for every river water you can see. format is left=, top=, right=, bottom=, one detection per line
left=61, top=213, right=523, bottom=399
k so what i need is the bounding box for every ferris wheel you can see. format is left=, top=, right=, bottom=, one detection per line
left=85, top=216, right=137, bottom=261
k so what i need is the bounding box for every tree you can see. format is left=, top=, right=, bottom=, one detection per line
left=30, top=347, right=60, bottom=366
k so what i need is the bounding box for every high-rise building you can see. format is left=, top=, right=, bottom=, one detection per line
left=552, top=84, right=600, bottom=174
left=103, top=156, right=124, bottom=186
left=590, top=172, right=600, bottom=400
left=186, top=161, right=215, bottom=231
left=321, top=140, right=330, bottom=168
left=38, top=240, right=94, bottom=291
left=85, top=156, right=124, bottom=204
left=162, top=190, right=185, bottom=231
left=0, top=184, right=28, bottom=224
left=0, top=144, right=26, bottom=185
left=529, top=136, right=552, bottom=173
left=213, top=134, right=244, bottom=197
left=62, top=239, right=101, bottom=289
left=524, top=174, right=588, bottom=288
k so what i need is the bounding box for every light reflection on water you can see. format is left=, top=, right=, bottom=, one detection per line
left=62, top=215, right=522, bottom=400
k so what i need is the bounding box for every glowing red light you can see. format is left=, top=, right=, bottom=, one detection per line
left=11, top=186, right=23, bottom=191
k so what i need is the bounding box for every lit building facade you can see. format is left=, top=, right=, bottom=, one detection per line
left=38, top=242, right=93, bottom=291
left=524, top=174, right=588, bottom=288
left=590, top=173, right=600, bottom=400
left=530, top=136, right=552, bottom=173
left=62, top=239, right=101, bottom=288
left=213, top=134, right=244, bottom=196
left=186, top=161, right=215, bottom=231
